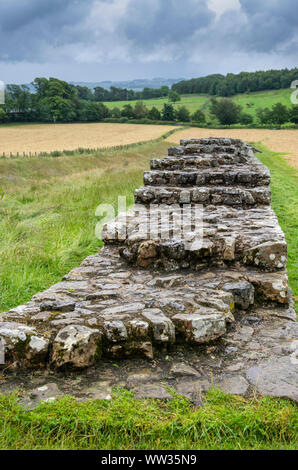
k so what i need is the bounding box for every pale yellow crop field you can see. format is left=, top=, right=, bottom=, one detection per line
left=167, top=128, right=298, bottom=170
left=0, top=122, right=178, bottom=156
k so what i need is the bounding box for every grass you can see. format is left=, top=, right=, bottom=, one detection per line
left=233, top=89, right=293, bottom=119
left=256, top=143, right=298, bottom=308
left=103, top=94, right=211, bottom=114
left=0, top=388, right=297, bottom=450
left=0, top=135, right=297, bottom=450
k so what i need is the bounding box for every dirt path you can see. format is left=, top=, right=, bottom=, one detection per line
left=167, top=128, right=298, bottom=170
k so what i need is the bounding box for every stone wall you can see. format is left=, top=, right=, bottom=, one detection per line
left=0, top=138, right=295, bottom=369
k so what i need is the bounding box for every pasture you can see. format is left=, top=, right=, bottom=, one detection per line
left=102, top=88, right=293, bottom=119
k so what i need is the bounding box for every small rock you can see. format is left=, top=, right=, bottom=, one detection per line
left=222, top=281, right=254, bottom=310
left=133, top=384, right=173, bottom=400
left=85, top=381, right=112, bottom=400
left=20, top=383, right=61, bottom=410
left=218, top=376, right=249, bottom=396
left=169, top=362, right=200, bottom=378
left=126, top=370, right=159, bottom=388
left=226, top=362, right=244, bottom=372
left=175, top=379, right=211, bottom=404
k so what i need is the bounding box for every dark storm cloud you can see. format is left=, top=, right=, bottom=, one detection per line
left=0, top=0, right=297, bottom=82
left=0, top=0, right=94, bottom=61
left=123, top=0, right=214, bottom=48
left=235, top=0, right=298, bottom=53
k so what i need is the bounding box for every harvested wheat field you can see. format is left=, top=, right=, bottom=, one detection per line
left=168, top=128, right=298, bottom=170
left=0, top=122, right=178, bottom=156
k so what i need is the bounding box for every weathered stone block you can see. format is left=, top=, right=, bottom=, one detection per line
left=51, top=325, right=102, bottom=368
left=222, top=281, right=254, bottom=310
left=172, top=313, right=226, bottom=343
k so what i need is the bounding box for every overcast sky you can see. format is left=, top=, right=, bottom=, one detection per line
left=0, top=0, right=297, bottom=84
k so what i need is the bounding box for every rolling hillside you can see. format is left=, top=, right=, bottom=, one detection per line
left=103, top=88, right=293, bottom=120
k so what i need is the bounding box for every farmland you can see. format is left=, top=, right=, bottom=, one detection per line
left=0, top=122, right=178, bottom=156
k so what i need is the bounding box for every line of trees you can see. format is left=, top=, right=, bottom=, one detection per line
left=172, top=68, right=298, bottom=97
left=210, top=98, right=298, bottom=126
left=0, top=77, right=204, bottom=124
left=1, top=76, right=297, bottom=126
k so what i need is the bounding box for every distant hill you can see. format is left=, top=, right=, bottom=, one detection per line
left=70, top=78, right=184, bottom=91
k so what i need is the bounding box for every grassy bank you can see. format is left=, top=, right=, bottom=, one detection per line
left=0, top=389, right=296, bottom=450
left=257, top=144, right=298, bottom=307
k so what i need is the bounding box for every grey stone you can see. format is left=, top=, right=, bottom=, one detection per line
left=133, top=384, right=173, bottom=400
left=222, top=281, right=254, bottom=310
left=218, top=376, right=249, bottom=396
left=0, top=137, right=293, bottom=370
left=51, top=325, right=102, bottom=368
left=172, top=313, right=226, bottom=343
left=126, top=370, right=159, bottom=388
left=175, top=379, right=211, bottom=404
left=169, top=362, right=200, bottom=378
left=20, top=383, right=61, bottom=410
left=246, top=356, right=298, bottom=401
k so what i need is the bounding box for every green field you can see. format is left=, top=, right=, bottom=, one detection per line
left=104, top=88, right=293, bottom=120
left=104, top=93, right=211, bottom=114
left=0, top=135, right=297, bottom=450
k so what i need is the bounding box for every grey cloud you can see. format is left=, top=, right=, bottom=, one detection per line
left=123, top=0, right=214, bottom=48
left=0, top=0, right=94, bottom=61
left=0, top=0, right=297, bottom=82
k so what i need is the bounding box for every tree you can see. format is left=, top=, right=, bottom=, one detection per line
left=162, top=103, right=175, bottom=121
left=270, top=102, right=289, bottom=125
left=121, top=104, right=135, bottom=119
left=176, top=106, right=190, bottom=122
left=239, top=112, right=253, bottom=125
left=290, top=105, right=298, bottom=124
left=110, top=107, right=121, bottom=118
left=134, top=101, right=148, bottom=119
left=168, top=90, right=181, bottom=102
left=210, top=98, right=241, bottom=125
left=76, top=85, right=93, bottom=101
left=191, top=109, right=206, bottom=124
left=256, top=107, right=272, bottom=124
left=148, top=106, right=161, bottom=120
left=0, top=107, right=7, bottom=123
left=160, top=86, right=169, bottom=97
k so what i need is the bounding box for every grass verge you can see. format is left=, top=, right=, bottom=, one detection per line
left=256, top=143, right=298, bottom=309
left=0, top=389, right=297, bottom=450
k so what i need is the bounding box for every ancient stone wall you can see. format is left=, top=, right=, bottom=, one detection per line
left=0, top=138, right=295, bottom=369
